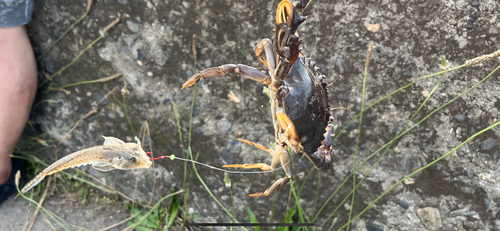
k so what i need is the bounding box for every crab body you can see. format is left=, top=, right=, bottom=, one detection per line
left=183, top=0, right=334, bottom=196
left=278, top=56, right=332, bottom=170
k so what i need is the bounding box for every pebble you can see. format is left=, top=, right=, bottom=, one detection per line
left=235, top=131, right=244, bottom=137
left=127, top=20, right=140, bottom=33
left=342, top=146, right=353, bottom=154
left=94, top=94, right=107, bottom=105
left=490, top=28, right=499, bottom=35
left=449, top=38, right=459, bottom=47
left=44, top=58, right=55, bottom=73
left=494, top=225, right=500, bottom=231
left=462, top=186, right=476, bottom=194
left=381, top=176, right=404, bottom=194
left=344, top=123, right=356, bottom=130
left=454, top=114, right=466, bottom=121
left=456, top=127, right=463, bottom=139
left=417, top=207, right=442, bottom=231
left=218, top=54, right=227, bottom=63
left=186, top=69, right=194, bottom=78
left=471, top=1, right=479, bottom=6
left=366, top=221, right=384, bottom=231
left=335, top=57, right=344, bottom=71
left=118, top=0, right=128, bottom=4
left=204, top=59, right=212, bottom=68
left=116, top=37, right=124, bottom=53
left=470, top=12, right=480, bottom=23
left=226, top=139, right=242, bottom=155
left=485, top=198, right=490, bottom=207
left=216, top=119, right=232, bottom=135
left=420, top=135, right=428, bottom=143
left=436, top=164, right=443, bottom=171
left=147, top=71, right=153, bottom=76
left=467, top=172, right=474, bottom=179
left=396, top=200, right=409, bottom=209
left=404, top=177, right=415, bottom=185
left=99, top=47, right=112, bottom=61
left=463, top=220, right=479, bottom=229
left=130, top=33, right=142, bottom=48
left=39, top=33, right=50, bottom=43
left=152, top=48, right=168, bottom=66
left=403, top=155, right=422, bottom=177
left=218, top=149, right=233, bottom=164
left=388, top=53, right=395, bottom=58
left=449, top=207, right=477, bottom=217
left=137, top=49, right=146, bottom=61
left=337, top=95, right=349, bottom=101
left=480, top=138, right=496, bottom=151
left=391, top=3, right=397, bottom=12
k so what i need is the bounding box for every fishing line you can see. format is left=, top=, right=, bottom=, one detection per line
left=149, top=154, right=290, bottom=174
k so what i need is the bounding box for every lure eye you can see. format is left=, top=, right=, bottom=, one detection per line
left=129, top=157, right=137, bottom=163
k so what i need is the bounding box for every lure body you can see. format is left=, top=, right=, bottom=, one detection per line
left=19, top=136, right=152, bottom=195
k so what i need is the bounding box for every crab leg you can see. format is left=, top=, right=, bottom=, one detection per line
left=250, top=176, right=290, bottom=197
left=224, top=139, right=280, bottom=170
left=223, top=163, right=273, bottom=171
left=249, top=146, right=292, bottom=197
left=182, top=64, right=271, bottom=89
left=237, top=139, right=272, bottom=153
left=223, top=140, right=292, bottom=197
left=255, top=38, right=276, bottom=76
left=303, top=123, right=334, bottom=170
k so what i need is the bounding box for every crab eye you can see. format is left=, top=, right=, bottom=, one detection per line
left=129, top=157, right=137, bottom=163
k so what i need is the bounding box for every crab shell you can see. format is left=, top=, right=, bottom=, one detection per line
left=277, top=54, right=333, bottom=170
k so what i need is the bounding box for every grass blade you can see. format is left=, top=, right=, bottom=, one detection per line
left=245, top=205, right=262, bottom=231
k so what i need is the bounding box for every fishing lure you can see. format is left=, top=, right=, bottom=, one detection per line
left=18, top=136, right=152, bottom=195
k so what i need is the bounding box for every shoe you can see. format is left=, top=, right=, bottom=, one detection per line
left=0, top=158, right=26, bottom=205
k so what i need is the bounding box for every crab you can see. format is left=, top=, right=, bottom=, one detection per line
left=182, top=0, right=334, bottom=197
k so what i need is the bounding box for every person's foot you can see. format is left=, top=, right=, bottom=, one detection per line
left=0, top=26, right=37, bottom=185
left=0, top=158, right=25, bottom=205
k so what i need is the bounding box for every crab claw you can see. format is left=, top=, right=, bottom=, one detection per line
left=182, top=73, right=203, bottom=89
left=276, top=0, right=293, bottom=27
